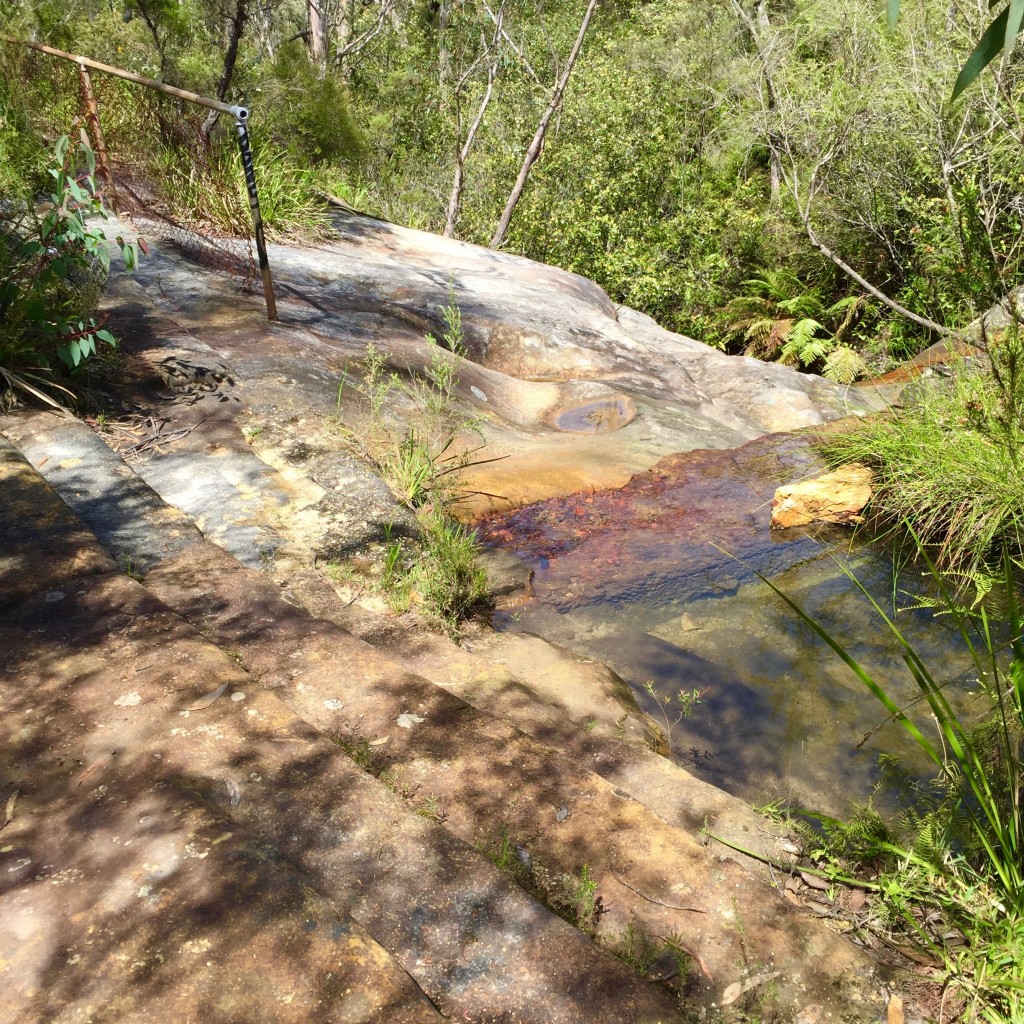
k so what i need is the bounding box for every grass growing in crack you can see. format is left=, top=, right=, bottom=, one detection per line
left=414, top=795, right=448, bottom=822
left=332, top=735, right=391, bottom=778
left=410, top=512, right=490, bottom=635
left=482, top=826, right=605, bottom=933
left=335, top=298, right=485, bottom=511
left=532, top=862, right=603, bottom=932
left=331, top=295, right=493, bottom=638
left=348, top=513, right=489, bottom=638
left=611, top=924, right=694, bottom=998
left=486, top=824, right=532, bottom=885
left=333, top=733, right=447, bottom=821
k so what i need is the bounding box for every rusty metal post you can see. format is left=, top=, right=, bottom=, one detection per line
left=234, top=110, right=277, bottom=322
left=76, top=62, right=117, bottom=210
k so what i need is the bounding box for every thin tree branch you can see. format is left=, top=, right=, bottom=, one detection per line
left=490, top=0, right=598, bottom=250
left=481, top=0, right=540, bottom=83
left=445, top=12, right=504, bottom=237
left=783, top=151, right=951, bottom=337
left=333, top=0, right=393, bottom=66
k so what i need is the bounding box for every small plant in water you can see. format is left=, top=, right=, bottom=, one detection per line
left=643, top=679, right=705, bottom=755
left=751, top=542, right=1024, bottom=1021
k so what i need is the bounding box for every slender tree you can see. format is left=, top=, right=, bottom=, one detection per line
left=490, top=0, right=598, bottom=250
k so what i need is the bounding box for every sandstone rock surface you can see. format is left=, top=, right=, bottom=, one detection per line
left=770, top=463, right=874, bottom=529
left=0, top=211, right=910, bottom=1022
left=107, top=211, right=884, bottom=517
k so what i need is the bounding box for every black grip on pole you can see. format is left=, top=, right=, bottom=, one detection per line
left=235, top=117, right=277, bottom=322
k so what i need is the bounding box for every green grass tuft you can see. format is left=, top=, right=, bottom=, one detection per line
left=821, top=342, right=1024, bottom=575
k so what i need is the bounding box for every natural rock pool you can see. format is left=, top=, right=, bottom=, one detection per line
left=481, top=429, right=980, bottom=817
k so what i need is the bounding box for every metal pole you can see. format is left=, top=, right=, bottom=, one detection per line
left=234, top=113, right=277, bottom=322
left=77, top=63, right=117, bottom=210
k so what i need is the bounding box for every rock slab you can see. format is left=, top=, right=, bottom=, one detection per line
left=771, top=463, right=873, bottom=529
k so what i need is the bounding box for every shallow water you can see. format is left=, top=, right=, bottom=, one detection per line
left=481, top=431, right=984, bottom=816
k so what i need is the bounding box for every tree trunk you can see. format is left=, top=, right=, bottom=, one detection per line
left=732, top=0, right=781, bottom=205
left=445, top=65, right=496, bottom=237
left=309, top=0, right=327, bottom=64
left=490, top=0, right=598, bottom=250
left=438, top=0, right=452, bottom=106
left=200, top=0, right=251, bottom=146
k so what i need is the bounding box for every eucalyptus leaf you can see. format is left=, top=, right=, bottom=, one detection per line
left=952, top=7, right=1010, bottom=100
left=1007, top=0, right=1024, bottom=58
left=886, top=0, right=900, bottom=31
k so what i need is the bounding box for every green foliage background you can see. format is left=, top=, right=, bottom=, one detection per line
left=5, top=0, right=1024, bottom=371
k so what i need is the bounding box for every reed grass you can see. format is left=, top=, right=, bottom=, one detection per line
left=756, top=543, right=1024, bottom=1020
left=822, top=338, right=1024, bottom=575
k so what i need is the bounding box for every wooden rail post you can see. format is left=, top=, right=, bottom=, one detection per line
left=76, top=63, right=117, bottom=210
left=8, top=37, right=278, bottom=323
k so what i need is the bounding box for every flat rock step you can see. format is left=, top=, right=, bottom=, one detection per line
left=1, top=774, right=441, bottom=1024
left=144, top=540, right=889, bottom=1020
left=2, top=371, right=892, bottom=1021
left=283, top=581, right=785, bottom=849
left=0, top=438, right=685, bottom=1024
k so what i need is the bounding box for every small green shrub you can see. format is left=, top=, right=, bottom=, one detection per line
left=258, top=42, right=363, bottom=167
left=642, top=679, right=705, bottom=756
left=339, top=299, right=483, bottom=510
left=0, top=133, right=138, bottom=407
left=409, top=511, right=489, bottom=636
left=482, top=826, right=605, bottom=934
left=334, top=297, right=490, bottom=636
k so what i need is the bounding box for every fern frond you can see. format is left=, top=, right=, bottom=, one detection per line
left=829, top=294, right=868, bottom=341
left=779, top=293, right=824, bottom=318
left=780, top=318, right=827, bottom=365
left=743, top=317, right=774, bottom=344
left=823, top=345, right=869, bottom=384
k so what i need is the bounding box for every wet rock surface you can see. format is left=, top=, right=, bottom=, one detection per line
left=477, top=429, right=971, bottom=816
left=480, top=430, right=834, bottom=610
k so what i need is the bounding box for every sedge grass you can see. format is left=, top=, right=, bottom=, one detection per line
left=822, top=354, right=1024, bottom=575
left=748, top=542, right=1024, bottom=1019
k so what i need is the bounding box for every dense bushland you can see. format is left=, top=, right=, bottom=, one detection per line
left=6, top=1, right=1024, bottom=377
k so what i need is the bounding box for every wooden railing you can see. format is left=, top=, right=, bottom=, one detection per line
left=6, top=37, right=277, bottom=321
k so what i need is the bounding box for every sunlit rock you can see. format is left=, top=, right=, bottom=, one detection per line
left=770, top=463, right=873, bottom=529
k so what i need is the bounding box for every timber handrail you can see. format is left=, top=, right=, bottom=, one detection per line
left=6, top=36, right=277, bottom=321
left=7, top=38, right=248, bottom=120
